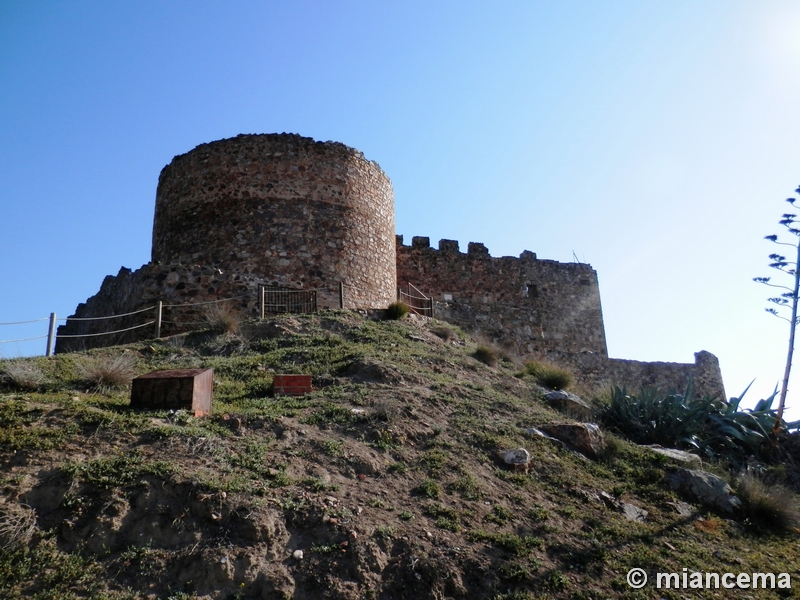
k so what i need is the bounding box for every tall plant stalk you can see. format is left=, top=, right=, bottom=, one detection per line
left=755, top=185, right=800, bottom=433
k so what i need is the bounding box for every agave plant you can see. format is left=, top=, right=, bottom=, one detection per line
left=599, top=383, right=800, bottom=466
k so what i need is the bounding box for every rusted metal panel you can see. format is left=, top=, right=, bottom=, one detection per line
left=272, top=374, right=312, bottom=396
left=131, top=368, right=213, bottom=417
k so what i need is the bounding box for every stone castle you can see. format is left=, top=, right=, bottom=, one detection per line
left=57, top=133, right=725, bottom=398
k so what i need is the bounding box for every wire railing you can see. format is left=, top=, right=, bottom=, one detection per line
left=1, top=279, right=402, bottom=356
left=398, top=283, right=434, bottom=317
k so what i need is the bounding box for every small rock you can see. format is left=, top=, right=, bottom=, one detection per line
left=667, top=468, right=742, bottom=513
left=644, top=445, right=702, bottom=467
left=668, top=500, right=695, bottom=518
left=620, top=502, right=648, bottom=523
left=545, top=390, right=593, bottom=419
left=540, top=423, right=605, bottom=458
left=293, top=550, right=304, bottom=560
left=500, top=448, right=531, bottom=472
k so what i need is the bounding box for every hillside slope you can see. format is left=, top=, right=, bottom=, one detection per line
left=0, top=311, right=798, bottom=599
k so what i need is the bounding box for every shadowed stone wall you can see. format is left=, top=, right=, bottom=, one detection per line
left=396, top=235, right=608, bottom=357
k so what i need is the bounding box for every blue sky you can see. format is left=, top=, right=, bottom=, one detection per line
left=2, top=1, right=800, bottom=419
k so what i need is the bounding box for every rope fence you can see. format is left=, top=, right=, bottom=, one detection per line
left=55, top=321, right=156, bottom=338
left=1, top=280, right=439, bottom=356
left=59, top=306, right=156, bottom=321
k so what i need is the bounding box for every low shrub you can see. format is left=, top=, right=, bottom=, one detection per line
left=79, top=354, right=137, bottom=391
left=385, top=301, right=410, bottom=320
left=523, top=360, right=572, bottom=390
left=415, top=478, right=441, bottom=499
left=1, top=360, right=45, bottom=391
left=473, top=345, right=499, bottom=367
left=431, top=326, right=455, bottom=341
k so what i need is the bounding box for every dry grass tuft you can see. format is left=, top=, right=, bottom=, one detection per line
left=79, top=354, right=137, bottom=391
left=372, top=398, right=400, bottom=422
left=736, top=473, right=800, bottom=533
left=523, top=359, right=573, bottom=390
left=0, top=503, right=37, bottom=550
left=1, top=360, right=46, bottom=391
left=431, top=326, right=456, bottom=342
left=473, top=345, right=499, bottom=367
left=202, top=302, right=241, bottom=334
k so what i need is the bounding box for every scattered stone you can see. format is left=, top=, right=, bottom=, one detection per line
left=668, top=500, right=695, bottom=518
left=292, top=550, right=304, bottom=560
left=596, top=491, right=648, bottom=522
left=667, top=469, right=742, bottom=513
left=620, top=502, right=649, bottom=523
left=540, top=423, right=606, bottom=458
left=644, top=445, right=702, bottom=467
left=500, top=448, right=531, bottom=472
left=545, top=390, right=593, bottom=419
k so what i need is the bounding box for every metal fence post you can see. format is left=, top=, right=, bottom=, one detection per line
left=339, top=282, right=344, bottom=309
left=155, top=301, right=162, bottom=338
left=46, top=313, right=56, bottom=356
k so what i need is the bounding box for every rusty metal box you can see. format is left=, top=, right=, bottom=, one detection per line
left=272, top=374, right=312, bottom=396
left=131, top=368, right=213, bottom=417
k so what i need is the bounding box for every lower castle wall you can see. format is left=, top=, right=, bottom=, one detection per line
left=55, top=263, right=263, bottom=352
left=553, top=350, right=727, bottom=401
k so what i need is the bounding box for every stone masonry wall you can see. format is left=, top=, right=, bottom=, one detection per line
left=55, top=263, right=262, bottom=352
left=396, top=236, right=608, bottom=357
left=558, top=350, right=727, bottom=400
left=152, top=134, right=395, bottom=310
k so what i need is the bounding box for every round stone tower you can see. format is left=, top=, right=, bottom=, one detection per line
left=152, top=133, right=396, bottom=309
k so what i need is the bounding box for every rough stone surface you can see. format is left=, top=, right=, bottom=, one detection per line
left=545, top=390, right=593, bottom=419
left=540, top=423, right=606, bottom=458
left=396, top=236, right=608, bottom=357
left=561, top=349, right=726, bottom=401
left=153, top=134, right=396, bottom=310
left=667, top=468, right=742, bottom=513
left=644, top=445, right=702, bottom=467
left=501, top=448, right=531, bottom=467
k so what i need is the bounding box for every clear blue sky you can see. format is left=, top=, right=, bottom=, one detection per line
left=2, top=1, right=800, bottom=419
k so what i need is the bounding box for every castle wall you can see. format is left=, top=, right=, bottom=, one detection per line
left=558, top=350, right=727, bottom=400
left=396, top=236, right=608, bottom=357
left=152, top=134, right=395, bottom=309
left=55, top=263, right=262, bottom=352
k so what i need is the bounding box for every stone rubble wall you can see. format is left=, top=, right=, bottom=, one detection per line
left=396, top=235, right=608, bottom=357
left=554, top=350, right=727, bottom=401
left=152, top=133, right=396, bottom=310
left=55, top=263, right=264, bottom=352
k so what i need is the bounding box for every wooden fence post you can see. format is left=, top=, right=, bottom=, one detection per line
left=46, top=313, right=56, bottom=356
left=155, top=301, right=162, bottom=339
left=260, top=285, right=266, bottom=319
left=339, top=282, right=344, bottom=309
